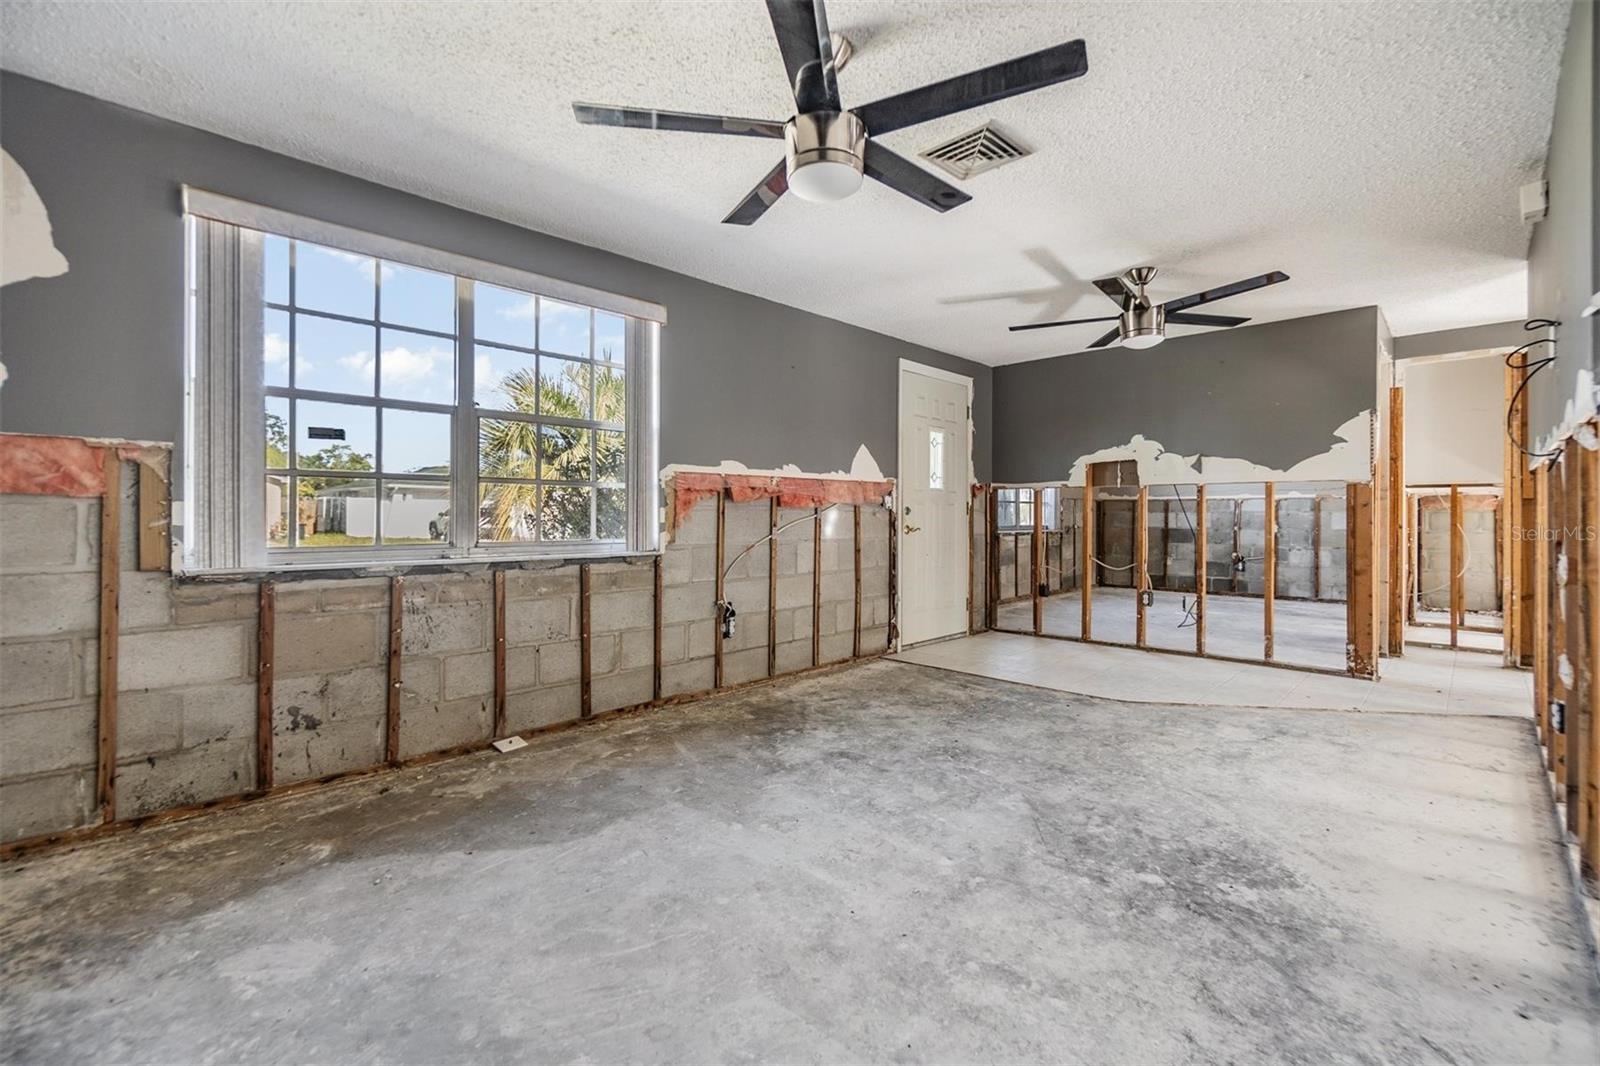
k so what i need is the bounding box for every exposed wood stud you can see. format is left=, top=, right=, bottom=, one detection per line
left=1263, top=483, right=1276, bottom=662
left=965, top=492, right=976, bottom=634
left=888, top=504, right=899, bottom=648
left=1194, top=486, right=1208, bottom=656
left=1561, top=442, right=1583, bottom=832
left=386, top=576, right=404, bottom=766
left=812, top=506, right=822, bottom=667
left=96, top=448, right=121, bottom=824
left=1583, top=441, right=1599, bottom=888
left=1013, top=532, right=1021, bottom=600
left=1387, top=385, right=1406, bottom=655
left=1081, top=477, right=1095, bottom=640
left=1135, top=486, right=1149, bottom=647
left=580, top=562, right=594, bottom=717
left=987, top=489, right=999, bottom=629
left=1534, top=464, right=1551, bottom=747
left=714, top=493, right=726, bottom=689
left=652, top=554, right=664, bottom=702
left=492, top=570, right=507, bottom=739
left=1346, top=482, right=1377, bottom=678
left=1449, top=485, right=1463, bottom=649
left=852, top=504, right=863, bottom=659
left=768, top=498, right=779, bottom=677
left=1312, top=495, right=1323, bottom=601
left=136, top=461, right=170, bottom=572
left=1033, top=488, right=1045, bottom=636
left=256, top=582, right=275, bottom=791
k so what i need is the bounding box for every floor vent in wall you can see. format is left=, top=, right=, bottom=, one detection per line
left=919, top=122, right=1030, bottom=180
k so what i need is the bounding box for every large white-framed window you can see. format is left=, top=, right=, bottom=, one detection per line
left=995, top=487, right=1060, bottom=532
left=182, top=190, right=662, bottom=573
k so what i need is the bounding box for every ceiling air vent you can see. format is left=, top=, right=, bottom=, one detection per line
left=919, top=122, right=1030, bottom=180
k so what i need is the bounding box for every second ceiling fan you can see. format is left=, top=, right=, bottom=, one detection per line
left=574, top=0, right=1089, bottom=225
left=1010, top=268, right=1291, bottom=350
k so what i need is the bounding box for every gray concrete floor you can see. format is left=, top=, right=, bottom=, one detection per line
left=999, top=586, right=1348, bottom=671
left=3, top=661, right=1596, bottom=1063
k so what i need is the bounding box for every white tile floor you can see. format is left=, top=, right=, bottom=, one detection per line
left=893, top=630, right=1532, bottom=717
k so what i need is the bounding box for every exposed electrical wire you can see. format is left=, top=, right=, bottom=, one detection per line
left=1504, top=318, right=1562, bottom=460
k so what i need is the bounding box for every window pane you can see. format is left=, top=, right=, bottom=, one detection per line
left=295, top=400, right=375, bottom=472
left=540, top=356, right=592, bottom=419
left=382, top=408, right=451, bottom=475
left=597, top=487, right=626, bottom=541
left=595, top=430, right=626, bottom=483
left=264, top=308, right=291, bottom=388
left=473, top=282, right=536, bottom=348
left=264, top=235, right=290, bottom=306
left=929, top=430, right=945, bottom=490
left=539, top=298, right=589, bottom=357
left=295, top=242, right=376, bottom=319
left=382, top=480, right=451, bottom=545
left=380, top=262, right=454, bottom=334
left=378, top=328, right=454, bottom=404
left=265, top=396, right=290, bottom=469
left=595, top=311, right=626, bottom=364
left=295, top=475, right=375, bottom=547
left=296, top=314, right=376, bottom=395
left=478, top=418, right=539, bottom=479
left=593, top=364, right=626, bottom=425
left=478, top=483, right=540, bottom=543
left=474, top=344, right=536, bottom=410
left=539, top=424, right=592, bottom=482
left=265, top=475, right=290, bottom=547
left=540, top=485, right=593, bottom=541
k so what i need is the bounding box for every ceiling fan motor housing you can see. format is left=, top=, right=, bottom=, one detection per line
left=785, top=111, right=867, bottom=202
left=1120, top=304, right=1166, bottom=349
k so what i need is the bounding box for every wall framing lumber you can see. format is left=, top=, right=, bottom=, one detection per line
left=985, top=490, right=999, bottom=630
left=714, top=493, right=726, bottom=689
left=95, top=448, right=121, bottom=823
left=966, top=491, right=976, bottom=634
left=493, top=570, right=508, bottom=739
left=1449, top=485, right=1464, bottom=649
left=1553, top=457, right=1568, bottom=789
left=1135, top=486, right=1149, bottom=647
left=385, top=576, right=403, bottom=766
left=1386, top=385, right=1405, bottom=655
left=1346, top=482, right=1378, bottom=677
left=1535, top=464, right=1551, bottom=747
left=1033, top=490, right=1045, bottom=636
left=256, top=582, right=275, bottom=791
left=652, top=554, right=664, bottom=701
left=1561, top=442, right=1584, bottom=835
left=768, top=498, right=779, bottom=678
left=852, top=505, right=863, bottom=659
left=1584, top=441, right=1600, bottom=888
left=888, top=504, right=899, bottom=647
left=1263, top=482, right=1276, bottom=662
left=812, top=506, right=822, bottom=666
left=1081, top=476, right=1096, bottom=640
left=580, top=562, right=594, bottom=718
left=137, top=460, right=170, bottom=572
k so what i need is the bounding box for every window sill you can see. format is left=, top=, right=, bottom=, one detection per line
left=175, top=546, right=661, bottom=584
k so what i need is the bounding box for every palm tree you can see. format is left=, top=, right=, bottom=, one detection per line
left=478, top=360, right=626, bottom=542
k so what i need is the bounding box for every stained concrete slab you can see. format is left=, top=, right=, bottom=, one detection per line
left=2, top=661, right=1595, bottom=1063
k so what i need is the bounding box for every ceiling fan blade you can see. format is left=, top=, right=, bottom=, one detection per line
left=1166, top=312, right=1250, bottom=327
left=1162, top=271, right=1289, bottom=314
left=765, top=0, right=842, bottom=112
left=1087, top=327, right=1121, bottom=349
left=573, top=103, right=785, bottom=139
left=853, top=39, right=1088, bottom=137
left=862, top=142, right=972, bottom=213
left=722, top=159, right=790, bottom=225
left=1008, top=316, right=1119, bottom=333
left=1092, top=275, right=1135, bottom=306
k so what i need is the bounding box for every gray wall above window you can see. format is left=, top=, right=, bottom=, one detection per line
left=0, top=72, right=992, bottom=482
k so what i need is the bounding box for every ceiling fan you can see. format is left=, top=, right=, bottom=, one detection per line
left=573, top=0, right=1088, bottom=225
left=1009, top=268, right=1291, bottom=350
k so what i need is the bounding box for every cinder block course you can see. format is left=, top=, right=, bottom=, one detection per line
left=0, top=572, right=98, bottom=638
left=0, top=640, right=77, bottom=708
left=0, top=497, right=83, bottom=573
left=399, top=696, right=490, bottom=760
left=618, top=628, right=654, bottom=672
left=274, top=705, right=386, bottom=784
left=443, top=651, right=494, bottom=701
left=590, top=589, right=653, bottom=634
left=181, top=682, right=258, bottom=748
left=0, top=769, right=95, bottom=843
left=0, top=703, right=97, bottom=777
left=120, top=624, right=249, bottom=691
left=116, top=689, right=185, bottom=758
left=505, top=646, right=537, bottom=691
left=662, top=584, right=711, bottom=625
left=506, top=597, right=572, bottom=645
left=505, top=683, right=579, bottom=734
left=276, top=611, right=379, bottom=676
left=723, top=647, right=767, bottom=686
left=660, top=658, right=712, bottom=699
left=539, top=641, right=580, bottom=685
left=120, top=570, right=175, bottom=630
left=506, top=567, right=579, bottom=598
left=171, top=583, right=258, bottom=625
left=117, top=739, right=254, bottom=818
left=658, top=623, right=687, bottom=664
left=402, top=601, right=486, bottom=655
left=590, top=562, right=653, bottom=593
left=592, top=668, right=651, bottom=714
left=316, top=580, right=391, bottom=612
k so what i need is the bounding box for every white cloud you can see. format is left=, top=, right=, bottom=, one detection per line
left=498, top=294, right=537, bottom=320
left=306, top=243, right=394, bottom=282
left=265, top=332, right=289, bottom=364
left=381, top=345, right=448, bottom=383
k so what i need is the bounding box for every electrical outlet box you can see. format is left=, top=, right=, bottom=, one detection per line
left=1139, top=590, right=1154, bottom=608
left=1552, top=700, right=1565, bottom=733
left=1038, top=583, right=1050, bottom=598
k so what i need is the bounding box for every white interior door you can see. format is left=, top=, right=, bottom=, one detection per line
left=898, top=362, right=971, bottom=646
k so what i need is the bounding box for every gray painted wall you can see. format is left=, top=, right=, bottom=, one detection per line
left=1526, top=0, right=1597, bottom=444
left=0, top=73, right=992, bottom=480
left=1394, top=320, right=1527, bottom=360
left=991, top=307, right=1380, bottom=484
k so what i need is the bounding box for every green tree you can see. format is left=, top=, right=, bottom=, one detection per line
left=266, top=412, right=289, bottom=468
left=478, top=362, right=625, bottom=541
left=298, top=443, right=374, bottom=497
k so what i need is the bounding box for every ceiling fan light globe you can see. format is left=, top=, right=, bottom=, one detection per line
left=1122, top=331, right=1165, bottom=349
left=788, top=159, right=865, bottom=202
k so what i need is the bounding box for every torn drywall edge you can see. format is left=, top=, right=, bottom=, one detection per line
left=0, top=432, right=171, bottom=497
left=1048, top=411, right=1373, bottom=487
left=661, top=443, right=887, bottom=485
left=1, top=149, right=69, bottom=288
left=1530, top=366, right=1600, bottom=462
left=663, top=469, right=895, bottom=541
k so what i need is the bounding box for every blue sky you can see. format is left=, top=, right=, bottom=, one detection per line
left=264, top=237, right=627, bottom=474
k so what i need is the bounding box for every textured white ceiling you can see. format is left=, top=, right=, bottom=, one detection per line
left=0, top=1, right=1571, bottom=365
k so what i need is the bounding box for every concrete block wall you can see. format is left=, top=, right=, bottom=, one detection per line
left=1418, top=500, right=1499, bottom=611
left=1, top=466, right=899, bottom=846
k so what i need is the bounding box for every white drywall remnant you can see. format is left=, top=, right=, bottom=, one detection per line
left=1531, top=366, right=1599, bottom=461
left=662, top=444, right=888, bottom=484
left=1, top=149, right=69, bottom=287
left=1062, top=411, right=1372, bottom=486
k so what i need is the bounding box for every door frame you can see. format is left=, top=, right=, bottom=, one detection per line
left=896, top=358, right=975, bottom=651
